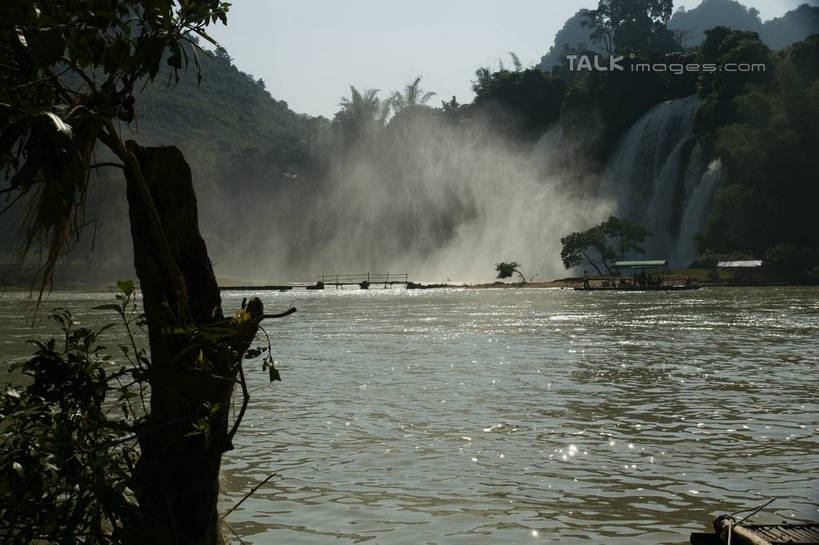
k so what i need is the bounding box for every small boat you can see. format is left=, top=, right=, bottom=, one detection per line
left=574, top=260, right=706, bottom=291
left=574, top=285, right=701, bottom=291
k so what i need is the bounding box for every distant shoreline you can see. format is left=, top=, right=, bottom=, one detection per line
left=1, top=268, right=815, bottom=292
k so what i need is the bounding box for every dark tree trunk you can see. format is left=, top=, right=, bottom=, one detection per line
left=121, top=142, right=261, bottom=545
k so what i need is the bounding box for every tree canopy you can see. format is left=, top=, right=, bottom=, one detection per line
left=471, top=66, right=566, bottom=137
left=1, top=0, right=229, bottom=293
left=560, top=216, right=650, bottom=275
left=495, top=261, right=527, bottom=284
left=695, top=32, right=819, bottom=281
left=581, top=0, right=676, bottom=55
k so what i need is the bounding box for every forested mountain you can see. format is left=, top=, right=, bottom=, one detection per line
left=0, top=47, right=314, bottom=284
left=537, top=11, right=604, bottom=72
left=670, top=0, right=819, bottom=48
left=668, top=0, right=764, bottom=47
left=538, top=0, right=819, bottom=70
left=135, top=48, right=310, bottom=169
left=760, top=4, right=819, bottom=49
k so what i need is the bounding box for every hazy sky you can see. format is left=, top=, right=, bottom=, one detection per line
left=208, top=0, right=814, bottom=117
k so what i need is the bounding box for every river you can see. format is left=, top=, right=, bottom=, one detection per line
left=1, top=287, right=817, bottom=544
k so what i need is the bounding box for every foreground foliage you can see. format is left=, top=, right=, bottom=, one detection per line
left=1, top=3, right=284, bottom=544
left=0, top=284, right=280, bottom=543
left=0, top=0, right=231, bottom=293
left=1, top=284, right=144, bottom=543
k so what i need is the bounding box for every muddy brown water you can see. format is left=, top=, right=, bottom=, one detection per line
left=2, top=286, right=817, bottom=544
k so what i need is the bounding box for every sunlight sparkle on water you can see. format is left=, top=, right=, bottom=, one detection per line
left=15, top=288, right=816, bottom=544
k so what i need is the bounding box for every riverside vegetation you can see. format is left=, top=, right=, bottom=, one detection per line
left=1, top=2, right=284, bottom=543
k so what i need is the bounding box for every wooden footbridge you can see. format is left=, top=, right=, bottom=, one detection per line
left=317, top=273, right=409, bottom=289
left=221, top=273, right=411, bottom=291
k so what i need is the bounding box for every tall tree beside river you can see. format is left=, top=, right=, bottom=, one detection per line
left=0, top=2, right=272, bottom=543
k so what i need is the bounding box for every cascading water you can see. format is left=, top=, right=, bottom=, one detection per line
left=599, top=95, right=721, bottom=267
left=675, top=158, right=722, bottom=265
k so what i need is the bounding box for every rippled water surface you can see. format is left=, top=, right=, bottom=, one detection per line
left=2, top=287, right=818, bottom=543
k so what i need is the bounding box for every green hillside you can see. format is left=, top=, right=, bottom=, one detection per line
left=0, top=45, right=315, bottom=285
left=135, top=48, right=311, bottom=173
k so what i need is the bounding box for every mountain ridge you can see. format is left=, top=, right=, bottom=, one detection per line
left=537, top=0, right=819, bottom=70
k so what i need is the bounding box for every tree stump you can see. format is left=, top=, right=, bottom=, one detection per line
left=123, top=142, right=261, bottom=545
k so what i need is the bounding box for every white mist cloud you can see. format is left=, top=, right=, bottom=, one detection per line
left=212, top=111, right=612, bottom=284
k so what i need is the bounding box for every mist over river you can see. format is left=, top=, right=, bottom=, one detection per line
left=1, top=287, right=818, bottom=544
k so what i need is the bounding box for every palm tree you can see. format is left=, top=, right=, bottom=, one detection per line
left=508, top=52, right=523, bottom=72
left=333, top=86, right=390, bottom=150
left=337, top=86, right=390, bottom=126
left=388, top=76, right=437, bottom=114
left=332, top=86, right=388, bottom=152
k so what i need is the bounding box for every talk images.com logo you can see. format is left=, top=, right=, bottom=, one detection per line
left=566, top=54, right=766, bottom=75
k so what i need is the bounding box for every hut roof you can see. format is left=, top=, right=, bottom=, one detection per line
left=614, top=260, right=667, bottom=268
left=717, top=260, right=763, bottom=268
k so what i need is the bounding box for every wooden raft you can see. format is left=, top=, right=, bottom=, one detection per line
left=740, top=524, right=819, bottom=544
left=693, top=517, right=819, bottom=545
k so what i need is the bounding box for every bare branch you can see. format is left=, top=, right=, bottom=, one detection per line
left=0, top=190, right=25, bottom=216
left=262, top=306, right=297, bottom=320
left=226, top=362, right=249, bottom=449
left=61, top=56, right=97, bottom=92
left=220, top=473, right=278, bottom=520
left=89, top=162, right=125, bottom=170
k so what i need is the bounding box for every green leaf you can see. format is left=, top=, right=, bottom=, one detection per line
left=195, top=28, right=220, bottom=47
left=269, top=366, right=281, bottom=382
left=263, top=358, right=281, bottom=382
left=96, top=323, right=116, bottom=336
left=116, top=280, right=135, bottom=297
left=92, top=304, right=121, bottom=312
left=37, top=28, right=66, bottom=64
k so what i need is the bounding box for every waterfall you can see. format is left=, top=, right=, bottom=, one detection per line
left=674, top=159, right=722, bottom=265
left=599, top=95, right=720, bottom=267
